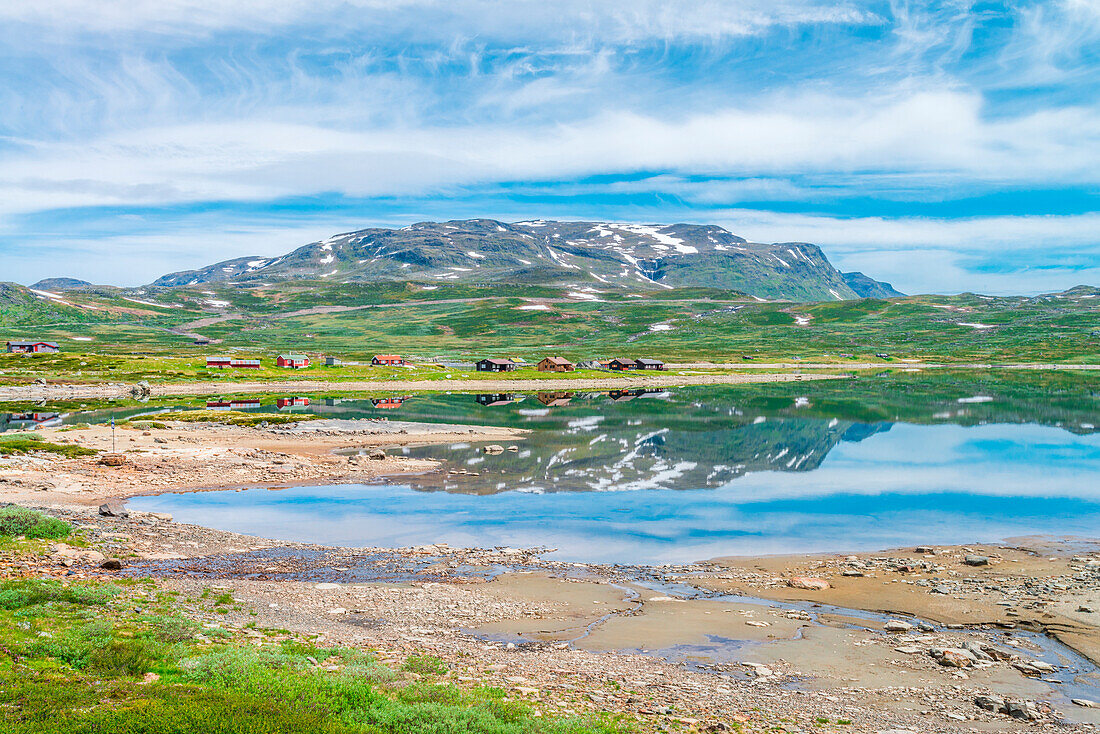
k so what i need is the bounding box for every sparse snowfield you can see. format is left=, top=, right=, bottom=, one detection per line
left=649, top=323, right=673, bottom=332
left=516, top=304, right=551, bottom=311
left=958, top=322, right=994, bottom=329
left=958, top=395, right=994, bottom=403
left=204, top=300, right=231, bottom=308
left=70, top=336, right=94, bottom=341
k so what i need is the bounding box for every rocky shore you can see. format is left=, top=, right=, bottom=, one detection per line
left=1, top=418, right=1098, bottom=732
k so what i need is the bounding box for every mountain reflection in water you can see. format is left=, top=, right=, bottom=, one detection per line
left=116, top=383, right=1100, bottom=561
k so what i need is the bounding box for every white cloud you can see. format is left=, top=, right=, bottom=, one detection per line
left=3, top=91, right=1099, bottom=219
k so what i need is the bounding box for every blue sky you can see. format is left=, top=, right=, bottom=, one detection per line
left=0, top=1, right=1097, bottom=294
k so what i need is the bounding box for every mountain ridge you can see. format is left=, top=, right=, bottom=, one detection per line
left=149, top=219, right=902, bottom=302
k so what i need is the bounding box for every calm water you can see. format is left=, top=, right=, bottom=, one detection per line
left=126, top=386, right=1100, bottom=564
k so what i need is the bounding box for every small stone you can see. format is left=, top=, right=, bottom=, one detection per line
left=787, top=576, right=830, bottom=590
left=315, top=583, right=341, bottom=590
left=327, top=607, right=347, bottom=615
left=483, top=444, right=505, bottom=454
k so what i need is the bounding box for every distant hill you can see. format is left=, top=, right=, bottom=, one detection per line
left=150, top=219, right=900, bottom=302
left=30, top=278, right=92, bottom=291
left=841, top=271, right=904, bottom=299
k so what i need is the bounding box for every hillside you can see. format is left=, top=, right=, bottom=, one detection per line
left=150, top=219, right=899, bottom=302
left=0, top=279, right=1096, bottom=364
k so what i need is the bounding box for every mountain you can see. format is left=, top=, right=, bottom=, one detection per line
left=841, top=271, right=904, bottom=298
left=30, top=278, right=92, bottom=291
left=150, top=219, right=900, bottom=301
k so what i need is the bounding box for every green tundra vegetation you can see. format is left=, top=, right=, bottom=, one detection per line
left=1, top=281, right=1097, bottom=372
left=0, top=531, right=627, bottom=734
left=0, top=433, right=98, bottom=458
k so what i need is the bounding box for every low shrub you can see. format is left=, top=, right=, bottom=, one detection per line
left=0, top=506, right=71, bottom=539
left=401, top=653, right=447, bottom=676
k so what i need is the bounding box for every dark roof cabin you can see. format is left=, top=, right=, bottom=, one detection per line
left=476, top=358, right=517, bottom=372
left=607, top=358, right=638, bottom=371
left=636, top=358, right=666, bottom=370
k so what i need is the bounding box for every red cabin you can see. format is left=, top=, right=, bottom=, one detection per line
left=372, top=355, right=405, bottom=366
left=276, top=354, right=310, bottom=369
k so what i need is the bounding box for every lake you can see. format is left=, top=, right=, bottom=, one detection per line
left=125, top=384, right=1100, bottom=563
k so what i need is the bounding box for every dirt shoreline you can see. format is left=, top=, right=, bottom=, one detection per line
left=0, top=371, right=845, bottom=402
left=2, top=418, right=1099, bottom=732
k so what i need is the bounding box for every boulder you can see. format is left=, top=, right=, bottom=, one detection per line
left=787, top=576, right=830, bottom=591
left=1072, top=699, right=1098, bottom=708
left=932, top=648, right=973, bottom=668
left=483, top=444, right=505, bottom=454
left=366, top=448, right=386, bottom=461
left=964, top=555, right=989, bottom=566
left=100, top=559, right=123, bottom=571
left=1004, top=701, right=1041, bottom=721
left=974, top=695, right=1006, bottom=713
left=884, top=619, right=914, bottom=632
left=98, top=501, right=129, bottom=518
left=99, top=453, right=127, bottom=467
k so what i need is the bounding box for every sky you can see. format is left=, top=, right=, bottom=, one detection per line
left=0, top=0, right=1098, bottom=294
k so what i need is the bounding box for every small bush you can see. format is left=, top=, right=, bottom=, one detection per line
left=87, top=638, right=157, bottom=676
left=402, top=654, right=447, bottom=676
left=145, top=614, right=200, bottom=643
left=0, top=507, right=71, bottom=539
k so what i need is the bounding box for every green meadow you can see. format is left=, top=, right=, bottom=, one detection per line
left=0, top=516, right=627, bottom=734
left=1, top=282, right=1097, bottom=385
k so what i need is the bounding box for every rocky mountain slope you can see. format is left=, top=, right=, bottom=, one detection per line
left=151, top=219, right=901, bottom=301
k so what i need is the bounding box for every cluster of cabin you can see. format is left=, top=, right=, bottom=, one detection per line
left=475, top=357, right=665, bottom=372
left=196, top=354, right=667, bottom=371
left=204, top=354, right=410, bottom=370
